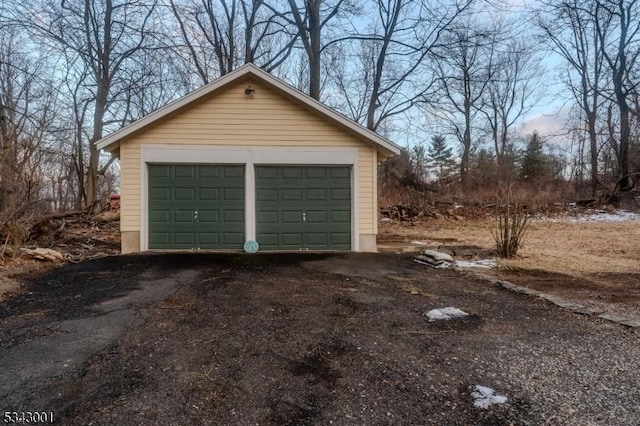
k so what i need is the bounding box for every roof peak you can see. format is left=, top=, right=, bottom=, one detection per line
left=96, top=64, right=400, bottom=156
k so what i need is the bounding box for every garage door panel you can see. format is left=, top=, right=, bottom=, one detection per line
left=174, top=166, right=196, bottom=178
left=307, top=233, right=327, bottom=245
left=199, top=166, right=219, bottom=178
left=307, top=168, right=327, bottom=178
left=282, top=167, right=303, bottom=179
left=198, top=210, right=219, bottom=223
left=224, top=166, right=244, bottom=178
left=282, top=189, right=303, bottom=201
left=256, top=166, right=350, bottom=251
left=306, top=211, right=327, bottom=223
left=330, top=233, right=350, bottom=246
left=330, top=188, right=350, bottom=200
left=174, top=188, right=195, bottom=200
left=173, top=210, right=195, bottom=223
left=149, top=233, right=170, bottom=246
left=330, top=210, right=350, bottom=223
left=307, top=188, right=327, bottom=201
left=174, top=233, right=195, bottom=245
left=222, top=233, right=244, bottom=245
left=223, top=188, right=244, bottom=201
left=199, top=188, right=219, bottom=201
left=282, top=233, right=303, bottom=246
left=282, top=211, right=303, bottom=223
left=150, top=188, right=171, bottom=201
left=330, top=168, right=350, bottom=178
left=257, top=211, right=278, bottom=223
left=148, top=164, right=244, bottom=250
left=149, top=210, right=170, bottom=223
left=149, top=165, right=171, bottom=178
left=257, top=189, right=278, bottom=202
left=257, top=167, right=278, bottom=179
left=223, top=210, right=243, bottom=222
left=256, top=233, right=278, bottom=247
left=198, top=233, right=219, bottom=245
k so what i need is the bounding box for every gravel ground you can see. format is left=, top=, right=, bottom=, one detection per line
left=0, top=253, right=638, bottom=425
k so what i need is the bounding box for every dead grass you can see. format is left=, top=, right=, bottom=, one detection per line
left=379, top=217, right=640, bottom=279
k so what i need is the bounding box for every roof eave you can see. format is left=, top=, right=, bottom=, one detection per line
left=95, top=63, right=401, bottom=156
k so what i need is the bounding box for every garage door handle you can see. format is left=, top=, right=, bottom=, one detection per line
left=194, top=210, right=198, bottom=221
left=302, top=212, right=306, bottom=222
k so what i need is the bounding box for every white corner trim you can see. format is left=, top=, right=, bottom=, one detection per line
left=139, top=145, right=360, bottom=251
left=352, top=155, right=360, bottom=252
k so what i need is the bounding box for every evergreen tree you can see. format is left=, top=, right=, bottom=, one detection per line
left=410, top=144, right=428, bottom=184
left=469, top=148, right=497, bottom=187
left=520, top=131, right=553, bottom=182
left=427, top=135, right=456, bottom=183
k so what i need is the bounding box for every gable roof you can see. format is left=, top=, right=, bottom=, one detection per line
left=96, top=63, right=401, bottom=156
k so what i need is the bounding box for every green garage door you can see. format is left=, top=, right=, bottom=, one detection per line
left=148, top=164, right=244, bottom=249
left=256, top=166, right=351, bottom=250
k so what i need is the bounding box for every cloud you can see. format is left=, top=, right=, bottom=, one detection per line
left=521, top=113, right=565, bottom=136
left=520, top=106, right=570, bottom=138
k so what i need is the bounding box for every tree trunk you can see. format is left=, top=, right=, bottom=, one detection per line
left=0, top=103, right=20, bottom=246
left=460, top=98, right=472, bottom=184
left=87, top=82, right=107, bottom=209
left=618, top=102, right=631, bottom=191
left=587, top=111, right=599, bottom=196
left=308, top=0, right=321, bottom=100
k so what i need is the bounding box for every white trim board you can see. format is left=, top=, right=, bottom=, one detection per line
left=140, top=145, right=360, bottom=251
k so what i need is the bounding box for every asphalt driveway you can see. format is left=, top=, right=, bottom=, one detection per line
left=1, top=253, right=638, bottom=425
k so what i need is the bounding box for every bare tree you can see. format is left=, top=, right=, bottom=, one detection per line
left=430, top=20, right=497, bottom=182
left=481, top=38, right=544, bottom=168
left=323, top=41, right=374, bottom=123
left=275, top=0, right=350, bottom=100
left=0, top=32, right=58, bottom=246
left=167, top=0, right=297, bottom=85
left=594, top=0, right=640, bottom=192
left=538, top=0, right=607, bottom=196
left=326, top=0, right=475, bottom=131
left=8, top=0, right=158, bottom=208
left=363, top=0, right=475, bottom=131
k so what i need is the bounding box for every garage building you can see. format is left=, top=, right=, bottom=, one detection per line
left=96, top=64, right=400, bottom=253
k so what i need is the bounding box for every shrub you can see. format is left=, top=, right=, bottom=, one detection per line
left=491, top=186, right=531, bottom=258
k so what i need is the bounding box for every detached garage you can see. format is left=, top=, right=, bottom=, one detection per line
left=96, top=64, right=400, bottom=253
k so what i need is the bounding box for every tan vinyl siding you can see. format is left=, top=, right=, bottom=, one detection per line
left=372, top=149, right=378, bottom=235
left=119, top=79, right=377, bottom=237
left=357, top=147, right=374, bottom=234
left=120, top=143, right=140, bottom=232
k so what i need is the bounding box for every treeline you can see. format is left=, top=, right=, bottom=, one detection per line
left=0, top=0, right=639, bottom=238
left=380, top=131, right=567, bottom=202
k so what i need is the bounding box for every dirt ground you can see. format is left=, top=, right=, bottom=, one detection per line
left=1, top=253, right=639, bottom=425
left=379, top=215, right=640, bottom=319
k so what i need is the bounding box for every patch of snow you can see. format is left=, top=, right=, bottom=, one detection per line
left=454, top=203, right=464, bottom=209
left=453, top=259, right=497, bottom=269
left=426, top=307, right=469, bottom=321
left=535, top=210, right=640, bottom=223
left=417, top=257, right=496, bottom=269
left=573, top=210, right=640, bottom=222
left=471, top=385, right=507, bottom=409
left=410, top=240, right=431, bottom=246
left=379, top=217, right=391, bottom=222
